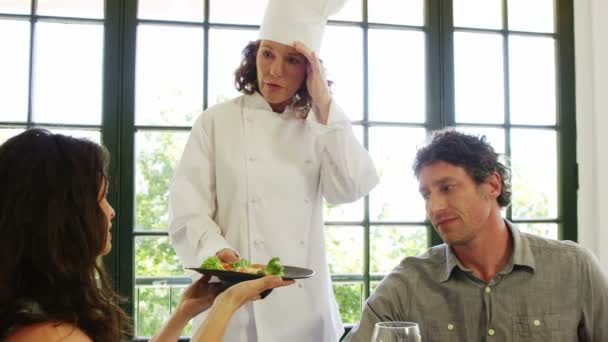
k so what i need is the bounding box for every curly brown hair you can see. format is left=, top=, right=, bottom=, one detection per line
left=234, top=40, right=332, bottom=115
left=0, top=129, right=132, bottom=341
left=413, top=129, right=512, bottom=208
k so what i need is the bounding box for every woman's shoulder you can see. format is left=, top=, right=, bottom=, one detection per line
left=6, top=321, right=93, bottom=342
left=193, top=95, right=245, bottom=127
left=203, top=95, right=245, bottom=116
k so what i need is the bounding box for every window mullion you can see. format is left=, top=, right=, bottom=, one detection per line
left=114, top=0, right=138, bottom=318
left=101, top=0, right=123, bottom=295
left=555, top=0, right=577, bottom=241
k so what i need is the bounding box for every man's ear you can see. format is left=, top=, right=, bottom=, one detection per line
left=485, top=171, right=502, bottom=200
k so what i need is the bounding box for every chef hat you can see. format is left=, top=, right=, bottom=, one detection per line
left=258, top=0, right=347, bottom=54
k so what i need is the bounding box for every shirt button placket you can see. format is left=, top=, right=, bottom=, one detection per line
left=483, top=285, right=494, bottom=339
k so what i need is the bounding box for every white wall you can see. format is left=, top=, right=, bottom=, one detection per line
left=575, top=0, right=608, bottom=272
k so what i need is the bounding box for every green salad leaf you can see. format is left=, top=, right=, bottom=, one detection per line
left=231, top=258, right=251, bottom=269
left=200, top=255, right=224, bottom=270
left=199, top=255, right=285, bottom=277
left=264, top=257, right=285, bottom=276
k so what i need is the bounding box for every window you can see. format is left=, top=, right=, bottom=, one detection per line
left=0, top=0, right=576, bottom=339
left=0, top=1, right=103, bottom=143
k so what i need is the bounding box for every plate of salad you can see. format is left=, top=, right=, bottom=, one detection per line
left=187, top=256, right=315, bottom=283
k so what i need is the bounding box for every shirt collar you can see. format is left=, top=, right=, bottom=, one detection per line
left=506, top=220, right=536, bottom=271
left=440, top=245, right=465, bottom=283
left=243, top=91, right=296, bottom=114
left=439, top=220, right=536, bottom=283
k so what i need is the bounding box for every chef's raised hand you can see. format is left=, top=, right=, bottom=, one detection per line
left=293, top=41, right=332, bottom=125
left=216, top=247, right=240, bottom=263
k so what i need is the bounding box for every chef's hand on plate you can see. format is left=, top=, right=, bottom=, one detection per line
left=216, top=248, right=240, bottom=263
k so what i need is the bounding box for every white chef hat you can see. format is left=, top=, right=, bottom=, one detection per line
left=258, top=0, right=347, bottom=54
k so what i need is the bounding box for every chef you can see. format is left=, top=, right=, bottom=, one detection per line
left=168, top=0, right=379, bottom=340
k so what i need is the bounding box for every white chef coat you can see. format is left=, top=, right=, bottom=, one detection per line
left=168, top=92, right=379, bottom=342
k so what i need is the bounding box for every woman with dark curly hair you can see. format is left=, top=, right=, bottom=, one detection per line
left=168, top=0, right=379, bottom=341
left=0, top=129, right=130, bottom=341
left=0, top=129, right=292, bottom=342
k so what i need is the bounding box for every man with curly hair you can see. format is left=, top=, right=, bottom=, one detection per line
left=345, top=129, right=608, bottom=342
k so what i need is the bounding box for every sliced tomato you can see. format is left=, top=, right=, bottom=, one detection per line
left=222, top=262, right=233, bottom=270
left=250, top=263, right=264, bottom=269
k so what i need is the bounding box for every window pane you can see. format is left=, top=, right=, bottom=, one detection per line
left=368, top=0, right=423, bottom=26
left=135, top=236, right=186, bottom=277
left=453, top=0, right=502, bottom=29
left=135, top=131, right=189, bottom=230
left=0, top=20, right=29, bottom=122
left=508, top=0, right=554, bottom=33
left=371, top=225, right=428, bottom=274
left=454, top=32, right=504, bottom=124
left=324, top=197, right=363, bottom=222
left=322, top=25, right=363, bottom=121
left=370, top=281, right=380, bottom=293
left=509, top=36, right=556, bottom=125
left=0, top=128, right=25, bottom=145
left=369, top=127, right=426, bottom=222
left=135, top=25, right=204, bottom=126
left=209, top=0, right=267, bottom=25
left=324, top=127, right=364, bottom=221
left=0, top=0, right=31, bottom=14
left=510, top=129, right=558, bottom=220
left=325, top=226, right=363, bottom=274
left=369, top=29, right=425, bottom=123
left=517, top=222, right=558, bottom=240
left=208, top=28, right=257, bottom=107
left=456, top=126, right=505, bottom=154
left=134, top=286, right=171, bottom=337
left=333, top=283, right=363, bottom=324
left=37, top=0, right=103, bottom=19
left=39, top=128, right=101, bottom=144
left=33, top=22, right=103, bottom=125
left=329, top=0, right=361, bottom=22
left=138, top=0, right=205, bottom=22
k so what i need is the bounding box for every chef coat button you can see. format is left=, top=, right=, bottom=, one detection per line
left=299, top=240, right=305, bottom=246
left=304, top=198, right=310, bottom=204
left=248, top=156, right=256, bottom=162
left=247, top=117, right=253, bottom=123
left=304, top=159, right=312, bottom=165
left=297, top=283, right=303, bottom=288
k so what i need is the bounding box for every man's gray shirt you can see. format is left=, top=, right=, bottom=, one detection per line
left=344, top=222, right=608, bottom=342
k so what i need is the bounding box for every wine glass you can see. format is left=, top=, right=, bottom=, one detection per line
left=371, top=321, right=422, bottom=342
